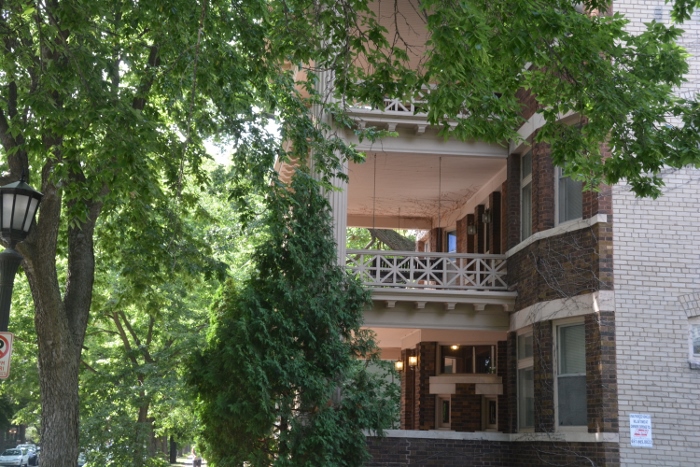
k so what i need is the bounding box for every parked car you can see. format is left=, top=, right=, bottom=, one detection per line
left=0, top=448, right=29, bottom=467
left=14, top=446, right=37, bottom=466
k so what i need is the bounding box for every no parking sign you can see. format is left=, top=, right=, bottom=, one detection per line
left=0, top=332, right=14, bottom=379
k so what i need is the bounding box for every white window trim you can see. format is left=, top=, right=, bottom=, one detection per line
left=517, top=328, right=534, bottom=432
left=553, top=318, right=587, bottom=432
left=554, top=165, right=583, bottom=227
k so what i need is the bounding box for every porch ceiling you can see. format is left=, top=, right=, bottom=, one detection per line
left=348, top=152, right=507, bottom=229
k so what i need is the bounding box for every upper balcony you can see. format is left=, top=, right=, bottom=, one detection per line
left=346, top=86, right=442, bottom=135
left=347, top=249, right=515, bottom=312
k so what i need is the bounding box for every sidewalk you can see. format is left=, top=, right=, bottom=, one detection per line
left=173, top=456, right=208, bottom=466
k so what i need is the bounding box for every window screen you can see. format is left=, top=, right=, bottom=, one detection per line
left=557, top=167, right=583, bottom=224
left=518, top=367, right=534, bottom=429
left=558, top=324, right=587, bottom=426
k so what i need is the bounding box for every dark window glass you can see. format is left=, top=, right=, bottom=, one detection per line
left=441, top=345, right=495, bottom=374
left=475, top=346, right=493, bottom=373
left=441, top=346, right=473, bottom=374
left=442, top=399, right=450, bottom=424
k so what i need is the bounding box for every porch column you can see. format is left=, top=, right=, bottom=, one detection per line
left=325, top=160, right=348, bottom=265
left=311, top=69, right=348, bottom=265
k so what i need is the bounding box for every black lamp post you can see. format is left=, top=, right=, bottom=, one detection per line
left=0, top=179, right=42, bottom=332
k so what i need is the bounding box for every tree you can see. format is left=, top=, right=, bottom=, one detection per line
left=189, top=172, right=398, bottom=466
left=0, top=1, right=386, bottom=465
left=2, top=0, right=699, bottom=465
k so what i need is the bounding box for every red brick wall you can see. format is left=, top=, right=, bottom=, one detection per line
left=508, top=223, right=614, bottom=311
left=506, top=153, right=521, bottom=251
left=586, top=311, right=619, bottom=433
left=516, top=87, right=540, bottom=121
left=466, top=214, right=476, bottom=254
left=474, top=205, right=485, bottom=253
left=400, top=349, right=415, bottom=429
left=488, top=191, right=502, bottom=254
left=450, top=384, right=483, bottom=432
left=456, top=215, right=467, bottom=253
left=501, top=181, right=508, bottom=254
left=532, top=140, right=555, bottom=234
left=416, top=342, right=437, bottom=430
left=366, top=437, right=620, bottom=466
left=499, top=338, right=516, bottom=433
left=533, top=321, right=555, bottom=432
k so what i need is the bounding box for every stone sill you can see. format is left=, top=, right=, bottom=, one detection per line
left=368, top=429, right=620, bottom=444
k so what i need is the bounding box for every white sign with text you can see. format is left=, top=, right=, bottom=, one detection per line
left=630, top=413, right=653, bottom=447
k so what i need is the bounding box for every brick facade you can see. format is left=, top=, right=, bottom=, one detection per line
left=497, top=339, right=513, bottom=433
left=366, top=437, right=620, bottom=466
left=532, top=321, right=555, bottom=432
left=416, top=342, right=436, bottom=430
left=585, top=311, right=619, bottom=434
left=450, top=384, right=483, bottom=432
left=508, top=224, right=614, bottom=311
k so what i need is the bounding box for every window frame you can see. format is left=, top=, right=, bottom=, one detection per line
left=437, top=395, right=451, bottom=430
left=439, top=345, right=496, bottom=375
left=554, top=165, right=583, bottom=226
left=688, top=316, right=700, bottom=369
left=446, top=230, right=457, bottom=253
left=554, top=318, right=588, bottom=432
left=483, top=395, right=498, bottom=431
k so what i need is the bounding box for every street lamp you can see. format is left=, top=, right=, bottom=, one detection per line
left=0, top=179, right=42, bottom=332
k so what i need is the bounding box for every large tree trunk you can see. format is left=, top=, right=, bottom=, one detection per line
left=368, top=229, right=415, bottom=251
left=20, top=166, right=100, bottom=467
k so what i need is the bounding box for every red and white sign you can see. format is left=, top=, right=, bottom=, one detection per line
left=0, top=332, right=14, bottom=379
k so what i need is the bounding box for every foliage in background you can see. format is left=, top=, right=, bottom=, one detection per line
left=77, top=163, right=254, bottom=466
left=190, top=172, right=397, bottom=467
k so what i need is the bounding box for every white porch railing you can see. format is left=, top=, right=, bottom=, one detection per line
left=346, top=250, right=508, bottom=291
left=347, top=86, right=432, bottom=115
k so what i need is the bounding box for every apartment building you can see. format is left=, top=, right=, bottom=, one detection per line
left=278, top=1, right=700, bottom=465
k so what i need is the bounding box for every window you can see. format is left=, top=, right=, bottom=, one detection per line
left=556, top=323, right=587, bottom=427
left=438, top=396, right=451, bottom=429
left=440, top=345, right=495, bottom=374
left=521, top=152, right=532, bottom=240
left=447, top=231, right=457, bottom=253
left=483, top=396, right=498, bottom=431
left=688, top=317, right=700, bottom=369
left=556, top=166, right=583, bottom=224
left=517, top=332, right=534, bottom=430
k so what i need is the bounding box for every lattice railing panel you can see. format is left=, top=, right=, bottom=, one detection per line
left=346, top=250, right=508, bottom=291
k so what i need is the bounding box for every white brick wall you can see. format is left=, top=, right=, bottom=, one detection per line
left=613, top=2, right=700, bottom=465
left=613, top=166, right=700, bottom=466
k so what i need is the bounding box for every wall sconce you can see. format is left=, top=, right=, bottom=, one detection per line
left=450, top=345, right=459, bottom=350
left=394, top=360, right=404, bottom=372
left=467, top=223, right=476, bottom=235
left=408, top=356, right=418, bottom=367
left=482, top=209, right=492, bottom=224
